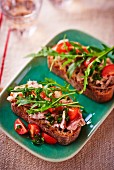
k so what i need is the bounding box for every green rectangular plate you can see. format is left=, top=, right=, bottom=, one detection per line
left=0, top=29, right=114, bottom=162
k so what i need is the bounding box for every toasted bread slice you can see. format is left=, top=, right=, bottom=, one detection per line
left=11, top=103, right=82, bottom=145
left=7, top=80, right=85, bottom=145
left=48, top=56, right=114, bottom=103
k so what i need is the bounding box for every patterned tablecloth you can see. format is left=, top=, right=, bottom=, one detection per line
left=0, top=0, right=114, bottom=169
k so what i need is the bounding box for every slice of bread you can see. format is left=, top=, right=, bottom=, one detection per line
left=11, top=103, right=82, bottom=145
left=7, top=80, right=85, bottom=145
left=48, top=56, right=114, bottom=103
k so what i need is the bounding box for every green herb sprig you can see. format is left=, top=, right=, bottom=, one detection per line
left=32, top=134, right=44, bottom=145
left=27, top=39, right=114, bottom=93
left=11, top=78, right=82, bottom=114
left=80, top=46, right=114, bottom=93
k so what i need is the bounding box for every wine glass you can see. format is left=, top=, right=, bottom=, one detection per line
left=0, top=0, right=43, bottom=36
left=0, top=0, right=43, bottom=88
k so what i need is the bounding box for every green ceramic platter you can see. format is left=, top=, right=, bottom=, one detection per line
left=0, top=29, right=114, bottom=162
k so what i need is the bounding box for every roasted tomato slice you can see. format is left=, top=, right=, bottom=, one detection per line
left=68, top=108, right=82, bottom=121
left=48, top=108, right=55, bottom=113
left=75, top=46, right=89, bottom=54
left=42, top=132, right=57, bottom=144
left=55, top=106, right=63, bottom=112
left=48, top=106, right=63, bottom=113
left=40, top=91, right=50, bottom=101
left=56, top=41, right=73, bottom=54
left=82, top=46, right=89, bottom=53
left=14, top=119, right=28, bottom=135
left=101, top=64, right=114, bottom=77
left=84, top=57, right=96, bottom=68
left=28, top=123, right=40, bottom=138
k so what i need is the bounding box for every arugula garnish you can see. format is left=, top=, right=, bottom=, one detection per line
left=27, top=38, right=114, bottom=93
left=11, top=78, right=82, bottom=114
left=80, top=46, right=114, bottom=93
left=45, top=113, right=55, bottom=125
left=32, top=134, right=44, bottom=145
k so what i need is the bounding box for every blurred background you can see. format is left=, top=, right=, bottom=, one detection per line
left=0, top=1, right=114, bottom=169
left=0, top=0, right=114, bottom=87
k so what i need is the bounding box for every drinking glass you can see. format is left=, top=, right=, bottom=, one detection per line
left=0, top=0, right=43, bottom=88
left=0, top=0, right=43, bottom=36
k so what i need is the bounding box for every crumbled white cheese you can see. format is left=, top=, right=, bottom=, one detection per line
left=27, top=80, right=42, bottom=88
left=52, top=39, right=69, bottom=51
left=57, top=39, right=69, bottom=45
left=7, top=80, right=42, bottom=102
left=29, top=113, right=45, bottom=120
left=7, top=92, right=22, bottom=102
left=54, top=91, right=62, bottom=98
left=60, top=110, right=66, bottom=129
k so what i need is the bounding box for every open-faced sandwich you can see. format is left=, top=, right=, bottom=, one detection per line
left=34, top=39, right=114, bottom=103
left=7, top=78, right=85, bottom=145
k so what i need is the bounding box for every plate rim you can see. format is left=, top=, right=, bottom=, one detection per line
left=1, top=105, right=114, bottom=162
left=0, top=29, right=114, bottom=162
